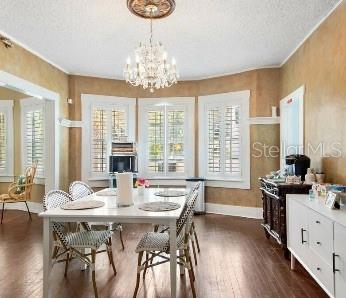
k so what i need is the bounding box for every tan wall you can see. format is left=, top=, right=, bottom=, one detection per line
left=280, top=1, right=346, bottom=184
left=0, top=89, right=45, bottom=202
left=68, top=68, right=281, bottom=208
left=0, top=41, right=70, bottom=202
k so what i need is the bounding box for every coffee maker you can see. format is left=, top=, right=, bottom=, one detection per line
left=285, top=154, right=310, bottom=180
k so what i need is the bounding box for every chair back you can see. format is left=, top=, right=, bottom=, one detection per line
left=7, top=161, right=38, bottom=200
left=43, top=190, right=72, bottom=211
left=69, top=181, right=94, bottom=201
left=23, top=161, right=38, bottom=200
left=176, top=189, right=199, bottom=237
left=43, top=190, right=73, bottom=248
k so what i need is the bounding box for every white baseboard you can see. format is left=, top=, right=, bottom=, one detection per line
left=3, top=201, right=43, bottom=213
left=206, top=203, right=263, bottom=219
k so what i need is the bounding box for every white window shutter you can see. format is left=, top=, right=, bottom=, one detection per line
left=91, top=108, right=107, bottom=173
left=139, top=98, right=194, bottom=179
left=147, top=109, right=165, bottom=173
left=0, top=111, right=7, bottom=172
left=111, top=109, right=127, bottom=142
left=224, top=105, right=241, bottom=175
left=199, top=91, right=250, bottom=187
left=25, top=108, right=45, bottom=176
left=207, top=107, right=221, bottom=173
left=167, top=109, right=185, bottom=173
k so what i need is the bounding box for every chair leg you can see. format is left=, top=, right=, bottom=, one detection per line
left=133, top=251, right=144, bottom=298
left=52, top=246, right=60, bottom=260
left=24, top=201, right=32, bottom=221
left=185, top=248, right=196, bottom=298
left=188, top=246, right=196, bottom=281
left=91, top=249, right=98, bottom=298
left=185, top=247, right=195, bottom=281
left=190, top=236, right=198, bottom=266
left=107, top=239, right=117, bottom=276
left=188, top=264, right=197, bottom=298
left=119, top=229, right=125, bottom=250
left=64, top=249, right=70, bottom=277
left=143, top=252, right=149, bottom=279
left=1, top=202, right=4, bottom=224
left=192, top=222, right=200, bottom=253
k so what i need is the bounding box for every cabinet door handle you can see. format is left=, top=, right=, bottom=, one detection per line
left=333, top=253, right=340, bottom=273
left=301, top=228, right=307, bottom=244
left=315, top=220, right=320, bottom=224
left=316, top=241, right=321, bottom=245
left=317, top=267, right=321, bottom=271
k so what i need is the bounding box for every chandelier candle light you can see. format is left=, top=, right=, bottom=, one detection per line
left=124, top=0, right=179, bottom=93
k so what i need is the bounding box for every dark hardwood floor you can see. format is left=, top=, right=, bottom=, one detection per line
left=0, top=210, right=327, bottom=298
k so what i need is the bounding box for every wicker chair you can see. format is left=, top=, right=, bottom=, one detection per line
left=0, top=161, right=37, bottom=224
left=133, top=189, right=199, bottom=298
left=43, top=190, right=116, bottom=298
left=69, top=181, right=125, bottom=250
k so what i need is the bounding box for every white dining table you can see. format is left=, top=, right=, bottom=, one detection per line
left=39, top=187, right=188, bottom=298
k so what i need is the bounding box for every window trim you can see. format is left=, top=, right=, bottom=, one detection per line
left=198, top=91, right=250, bottom=189
left=81, top=94, right=136, bottom=182
left=0, top=100, right=14, bottom=180
left=138, top=97, right=195, bottom=179
left=20, top=97, right=45, bottom=180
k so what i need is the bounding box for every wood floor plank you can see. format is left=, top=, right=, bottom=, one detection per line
left=0, top=210, right=328, bottom=298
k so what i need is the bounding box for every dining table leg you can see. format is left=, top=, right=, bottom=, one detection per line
left=43, top=217, right=52, bottom=298
left=81, top=248, right=91, bottom=270
left=169, top=219, right=177, bottom=298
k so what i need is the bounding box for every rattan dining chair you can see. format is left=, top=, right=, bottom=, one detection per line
left=0, top=161, right=37, bottom=223
left=133, top=189, right=199, bottom=298
left=43, top=190, right=117, bottom=298
left=69, top=181, right=125, bottom=250
left=153, top=183, right=202, bottom=266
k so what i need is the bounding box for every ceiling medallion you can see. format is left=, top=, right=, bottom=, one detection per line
left=123, top=0, right=179, bottom=92
left=127, top=0, right=176, bottom=19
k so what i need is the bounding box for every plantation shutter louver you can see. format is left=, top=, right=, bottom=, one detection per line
left=225, top=105, right=241, bottom=174
left=207, top=108, right=221, bottom=173
left=111, top=109, right=127, bottom=142
left=207, top=104, right=241, bottom=177
left=0, top=112, right=6, bottom=172
left=147, top=110, right=165, bottom=173
left=25, top=108, right=44, bottom=175
left=167, top=109, right=185, bottom=173
left=91, top=108, right=107, bottom=173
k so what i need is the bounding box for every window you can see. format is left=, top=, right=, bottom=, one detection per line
left=0, top=100, right=14, bottom=179
left=138, top=98, right=194, bottom=179
left=81, top=95, right=136, bottom=181
left=199, top=91, right=250, bottom=189
left=21, top=98, right=45, bottom=178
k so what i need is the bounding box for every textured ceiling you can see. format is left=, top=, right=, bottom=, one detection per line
left=0, top=0, right=340, bottom=80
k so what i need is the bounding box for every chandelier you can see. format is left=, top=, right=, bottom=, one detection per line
left=124, top=0, right=179, bottom=93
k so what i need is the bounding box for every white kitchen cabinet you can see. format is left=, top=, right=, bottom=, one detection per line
left=287, top=195, right=346, bottom=298
left=334, top=222, right=346, bottom=297
left=287, top=198, right=309, bottom=262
